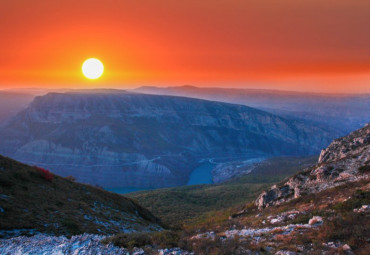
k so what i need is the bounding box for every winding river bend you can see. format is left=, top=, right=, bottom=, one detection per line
left=106, top=154, right=265, bottom=194
left=186, top=162, right=215, bottom=185
left=106, top=162, right=216, bottom=194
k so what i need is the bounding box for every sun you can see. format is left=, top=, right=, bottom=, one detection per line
left=82, top=58, right=104, bottom=79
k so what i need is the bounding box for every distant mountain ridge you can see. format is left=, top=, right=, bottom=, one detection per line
left=0, top=91, right=34, bottom=125
left=134, top=85, right=370, bottom=135
left=0, top=92, right=334, bottom=188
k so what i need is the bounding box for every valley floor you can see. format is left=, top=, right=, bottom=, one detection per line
left=127, top=156, right=316, bottom=227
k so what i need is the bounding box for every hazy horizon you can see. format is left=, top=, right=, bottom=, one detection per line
left=1, top=84, right=370, bottom=95
left=1, top=0, right=370, bottom=93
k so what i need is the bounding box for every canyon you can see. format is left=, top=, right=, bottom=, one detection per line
left=0, top=91, right=334, bottom=188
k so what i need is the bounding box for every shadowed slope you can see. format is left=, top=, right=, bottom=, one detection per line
left=0, top=155, right=162, bottom=238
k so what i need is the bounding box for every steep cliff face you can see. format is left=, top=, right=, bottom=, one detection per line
left=134, top=86, right=370, bottom=135
left=256, top=124, right=370, bottom=209
left=0, top=91, right=333, bottom=188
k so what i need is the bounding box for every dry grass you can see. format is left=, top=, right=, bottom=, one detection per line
left=182, top=177, right=370, bottom=254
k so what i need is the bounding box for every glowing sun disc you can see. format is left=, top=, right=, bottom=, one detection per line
left=82, top=58, right=104, bottom=79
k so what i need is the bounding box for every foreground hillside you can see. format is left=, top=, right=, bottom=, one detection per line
left=104, top=124, right=369, bottom=254
left=182, top=177, right=369, bottom=254
left=0, top=91, right=333, bottom=188
left=0, top=155, right=162, bottom=238
left=257, top=123, right=370, bottom=209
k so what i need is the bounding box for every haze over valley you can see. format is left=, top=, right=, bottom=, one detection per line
left=0, top=90, right=339, bottom=190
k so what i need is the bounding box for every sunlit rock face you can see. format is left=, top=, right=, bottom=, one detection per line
left=256, top=124, right=370, bottom=209
left=0, top=91, right=333, bottom=188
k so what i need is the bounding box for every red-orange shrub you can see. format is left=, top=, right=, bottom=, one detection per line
left=35, top=167, right=54, bottom=182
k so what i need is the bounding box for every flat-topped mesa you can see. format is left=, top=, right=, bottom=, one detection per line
left=0, top=92, right=334, bottom=188
left=256, top=124, right=370, bottom=210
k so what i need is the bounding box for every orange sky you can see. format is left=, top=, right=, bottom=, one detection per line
left=1, top=0, right=370, bottom=93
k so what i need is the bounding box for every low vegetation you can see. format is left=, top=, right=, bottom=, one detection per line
left=34, top=167, right=54, bottom=182
left=128, top=156, right=316, bottom=227
left=102, top=230, right=182, bottom=251
left=103, top=177, right=370, bottom=254
left=0, top=155, right=161, bottom=237
left=358, top=161, right=370, bottom=173
left=2, top=147, right=368, bottom=253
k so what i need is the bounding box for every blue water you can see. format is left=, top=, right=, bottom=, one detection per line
left=106, top=155, right=267, bottom=194
left=186, top=162, right=214, bottom=185
left=105, top=162, right=215, bottom=194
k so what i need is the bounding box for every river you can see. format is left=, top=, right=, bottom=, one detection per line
left=106, top=156, right=264, bottom=194
left=186, top=162, right=215, bottom=185
left=105, top=162, right=215, bottom=194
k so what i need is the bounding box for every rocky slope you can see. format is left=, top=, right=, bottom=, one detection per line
left=0, top=91, right=333, bottom=188
left=0, top=155, right=162, bottom=238
left=0, top=234, right=193, bottom=255
left=188, top=177, right=369, bottom=254
left=177, top=125, right=369, bottom=254
left=256, top=123, right=370, bottom=209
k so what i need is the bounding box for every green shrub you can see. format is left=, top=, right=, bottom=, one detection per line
left=291, top=214, right=311, bottom=224
left=0, top=176, right=13, bottom=188
left=333, top=190, right=370, bottom=212
left=321, top=214, right=368, bottom=250
left=12, top=172, right=29, bottom=181
left=358, top=164, right=370, bottom=173
left=151, top=230, right=180, bottom=248
left=186, top=236, right=246, bottom=255
left=61, top=219, right=80, bottom=235
left=102, top=230, right=182, bottom=250
left=102, top=232, right=154, bottom=250
left=65, top=176, right=76, bottom=182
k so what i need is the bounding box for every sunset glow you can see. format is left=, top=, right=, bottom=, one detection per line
left=0, top=0, right=370, bottom=92
left=82, top=58, right=104, bottom=80
left=0, top=1, right=369, bottom=250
